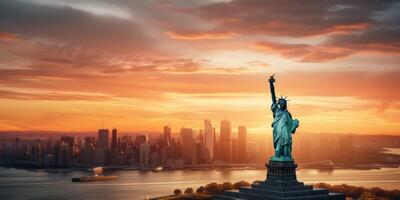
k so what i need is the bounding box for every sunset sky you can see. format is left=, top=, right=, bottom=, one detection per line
left=0, top=0, right=399, bottom=135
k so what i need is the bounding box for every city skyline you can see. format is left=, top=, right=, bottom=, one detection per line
left=0, top=1, right=399, bottom=199
left=2, top=121, right=399, bottom=169
left=0, top=0, right=399, bottom=135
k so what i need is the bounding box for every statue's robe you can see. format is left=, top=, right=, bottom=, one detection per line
left=271, top=103, right=299, bottom=159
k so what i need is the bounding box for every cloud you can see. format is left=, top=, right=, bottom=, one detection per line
left=254, top=25, right=400, bottom=62
left=0, top=89, right=111, bottom=101
left=181, top=0, right=394, bottom=37
left=254, top=41, right=353, bottom=62
left=165, top=31, right=237, bottom=40
left=21, top=0, right=132, bottom=19
left=0, top=0, right=154, bottom=53
left=0, top=32, right=21, bottom=42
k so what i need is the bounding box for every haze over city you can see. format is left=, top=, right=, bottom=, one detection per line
left=0, top=0, right=399, bottom=135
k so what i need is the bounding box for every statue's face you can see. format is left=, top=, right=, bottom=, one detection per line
left=278, top=99, right=287, bottom=110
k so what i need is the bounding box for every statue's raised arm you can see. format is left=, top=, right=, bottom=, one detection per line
left=268, top=74, right=277, bottom=105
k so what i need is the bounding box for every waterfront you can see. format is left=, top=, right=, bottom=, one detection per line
left=0, top=166, right=399, bottom=200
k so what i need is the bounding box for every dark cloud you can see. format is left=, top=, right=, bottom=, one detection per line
left=0, top=32, right=21, bottom=42
left=182, top=0, right=396, bottom=37
left=0, top=0, right=154, bottom=53
left=254, top=41, right=354, bottom=63
left=254, top=26, right=400, bottom=63
left=326, top=26, right=400, bottom=52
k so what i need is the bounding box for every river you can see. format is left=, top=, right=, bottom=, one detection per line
left=0, top=166, right=399, bottom=200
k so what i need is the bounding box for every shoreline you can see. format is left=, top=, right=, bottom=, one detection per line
left=1, top=163, right=399, bottom=173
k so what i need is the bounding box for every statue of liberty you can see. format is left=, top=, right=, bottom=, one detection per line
left=213, top=75, right=346, bottom=199
left=268, top=74, right=299, bottom=161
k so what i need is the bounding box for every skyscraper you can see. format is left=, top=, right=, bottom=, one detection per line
left=204, top=120, right=214, bottom=162
left=238, top=126, right=247, bottom=163
left=163, top=125, right=171, bottom=143
left=57, top=142, right=71, bottom=167
left=96, top=129, right=109, bottom=165
left=220, top=120, right=232, bottom=162
left=140, top=142, right=150, bottom=168
left=97, top=129, right=109, bottom=149
left=180, top=127, right=194, bottom=164
left=135, top=134, right=148, bottom=147
left=111, top=128, right=118, bottom=150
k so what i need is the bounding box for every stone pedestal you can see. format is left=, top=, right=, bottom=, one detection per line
left=213, top=161, right=345, bottom=200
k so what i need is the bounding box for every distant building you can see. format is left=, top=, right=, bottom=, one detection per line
left=220, top=120, right=232, bottom=162
left=79, top=144, right=94, bottom=166
left=43, top=154, right=55, bottom=168
left=85, top=137, right=95, bottom=146
left=339, top=135, right=354, bottom=153
left=197, top=129, right=205, bottom=163
left=140, top=143, right=150, bottom=168
left=204, top=120, right=214, bottom=162
left=57, top=142, right=71, bottom=167
left=163, top=125, right=172, bottom=144
left=238, top=126, right=247, bottom=163
left=232, top=138, right=238, bottom=163
left=339, top=135, right=354, bottom=163
left=135, top=134, right=148, bottom=147
left=97, top=129, right=109, bottom=149
left=94, top=147, right=106, bottom=166
left=180, top=127, right=194, bottom=164
left=61, top=135, right=75, bottom=147
left=111, top=128, right=118, bottom=150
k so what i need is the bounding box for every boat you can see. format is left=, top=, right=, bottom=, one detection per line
left=152, top=166, right=163, bottom=172
left=71, top=175, right=118, bottom=182
left=72, top=167, right=118, bottom=182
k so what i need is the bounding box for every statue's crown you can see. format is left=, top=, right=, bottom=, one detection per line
left=277, top=95, right=288, bottom=102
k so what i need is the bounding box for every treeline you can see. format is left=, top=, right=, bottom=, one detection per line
left=314, top=183, right=400, bottom=200
left=172, top=181, right=400, bottom=200
left=173, top=180, right=250, bottom=196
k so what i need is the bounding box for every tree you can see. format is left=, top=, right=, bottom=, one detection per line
left=174, top=189, right=182, bottom=195
left=349, top=187, right=364, bottom=200
left=389, top=189, right=400, bottom=199
left=234, top=181, right=250, bottom=189
left=184, top=187, right=194, bottom=194
left=371, top=187, right=386, bottom=197
left=222, top=182, right=234, bottom=190
left=205, top=182, right=223, bottom=195
left=196, top=186, right=205, bottom=194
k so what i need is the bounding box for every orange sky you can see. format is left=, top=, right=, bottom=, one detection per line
left=0, top=0, right=399, bottom=135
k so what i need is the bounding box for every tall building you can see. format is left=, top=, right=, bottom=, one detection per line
left=164, top=125, right=172, bottom=143
left=232, top=138, right=239, bottom=163
left=339, top=135, right=354, bottom=153
left=85, top=137, right=95, bottom=146
left=79, top=143, right=94, bottom=166
left=135, top=134, right=148, bottom=147
left=97, top=129, right=109, bottom=149
left=180, top=127, right=194, bottom=164
left=204, top=120, right=214, bottom=162
left=61, top=135, right=75, bottom=147
left=96, top=129, right=109, bottom=166
left=140, top=143, right=151, bottom=168
left=57, top=142, right=71, bottom=167
left=238, top=126, right=247, bottom=163
left=220, top=120, right=232, bottom=162
left=111, top=128, right=118, bottom=150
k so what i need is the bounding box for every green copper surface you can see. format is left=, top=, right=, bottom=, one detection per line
left=268, top=75, right=299, bottom=162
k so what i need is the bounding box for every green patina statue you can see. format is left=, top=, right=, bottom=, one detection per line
left=268, top=74, right=299, bottom=162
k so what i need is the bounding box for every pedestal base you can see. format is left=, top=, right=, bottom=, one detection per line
left=213, top=161, right=345, bottom=200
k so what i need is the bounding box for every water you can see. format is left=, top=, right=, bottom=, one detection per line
left=0, top=166, right=399, bottom=200
left=384, top=147, right=400, bottom=155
